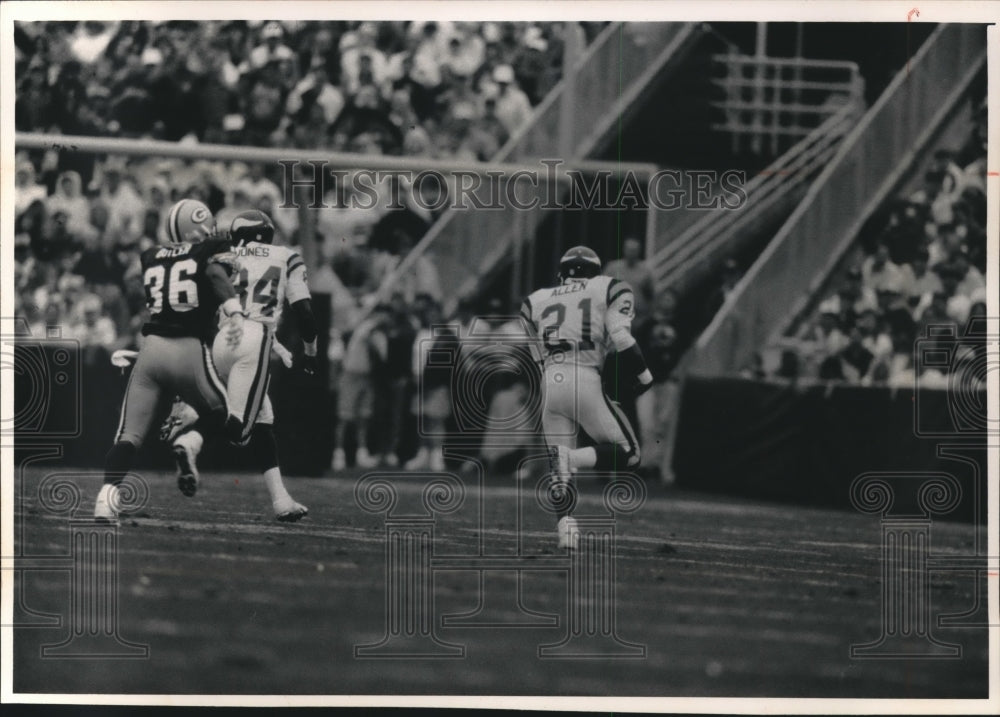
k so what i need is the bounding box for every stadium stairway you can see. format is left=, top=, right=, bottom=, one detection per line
left=688, top=23, right=987, bottom=377
left=372, top=22, right=704, bottom=312
left=663, top=23, right=988, bottom=514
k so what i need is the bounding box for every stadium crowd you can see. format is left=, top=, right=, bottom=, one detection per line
left=769, top=98, right=988, bottom=387
left=13, top=19, right=601, bottom=352
left=16, top=19, right=654, bottom=475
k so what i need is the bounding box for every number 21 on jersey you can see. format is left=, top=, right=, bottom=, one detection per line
left=540, top=298, right=596, bottom=354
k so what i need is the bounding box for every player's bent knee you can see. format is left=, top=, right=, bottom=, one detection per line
left=223, top=414, right=245, bottom=445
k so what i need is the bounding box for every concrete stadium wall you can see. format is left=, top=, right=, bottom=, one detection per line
left=673, top=375, right=988, bottom=523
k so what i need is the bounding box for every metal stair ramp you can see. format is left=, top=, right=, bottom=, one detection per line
left=374, top=23, right=700, bottom=312
left=688, top=24, right=987, bottom=376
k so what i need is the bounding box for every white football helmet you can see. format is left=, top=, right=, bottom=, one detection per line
left=166, top=198, right=217, bottom=244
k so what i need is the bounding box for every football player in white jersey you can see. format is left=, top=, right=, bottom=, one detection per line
left=520, top=246, right=653, bottom=549
left=171, top=210, right=315, bottom=521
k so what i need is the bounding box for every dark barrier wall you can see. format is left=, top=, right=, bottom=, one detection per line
left=673, top=376, right=988, bottom=523
left=13, top=297, right=335, bottom=477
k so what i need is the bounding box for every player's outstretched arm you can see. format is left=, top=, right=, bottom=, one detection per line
left=207, top=262, right=246, bottom=348
left=290, top=298, right=319, bottom=375
left=284, top=252, right=319, bottom=374
left=606, top=280, right=653, bottom=396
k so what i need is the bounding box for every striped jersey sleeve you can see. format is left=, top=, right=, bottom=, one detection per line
left=284, top=250, right=311, bottom=304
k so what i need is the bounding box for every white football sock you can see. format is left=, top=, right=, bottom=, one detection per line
left=174, top=430, right=204, bottom=456
left=569, top=446, right=597, bottom=471
left=263, top=467, right=291, bottom=503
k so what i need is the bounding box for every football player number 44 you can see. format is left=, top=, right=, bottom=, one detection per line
left=235, top=265, right=280, bottom=318
left=541, top=298, right=596, bottom=354
left=144, top=259, right=199, bottom=313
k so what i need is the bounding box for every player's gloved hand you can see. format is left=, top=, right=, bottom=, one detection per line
left=224, top=312, right=245, bottom=348
left=632, top=368, right=654, bottom=397
left=296, top=353, right=319, bottom=376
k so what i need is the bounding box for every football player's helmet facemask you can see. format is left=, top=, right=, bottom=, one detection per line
left=166, top=198, right=217, bottom=244
left=558, top=245, right=602, bottom=282
left=229, top=210, right=276, bottom=247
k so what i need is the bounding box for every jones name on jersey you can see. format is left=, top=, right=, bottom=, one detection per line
left=232, top=242, right=309, bottom=327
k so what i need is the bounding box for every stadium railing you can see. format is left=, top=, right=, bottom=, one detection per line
left=688, top=23, right=987, bottom=376
left=710, top=53, right=865, bottom=156
left=651, top=99, right=860, bottom=298
left=13, top=132, right=645, bottom=287
left=372, top=22, right=699, bottom=315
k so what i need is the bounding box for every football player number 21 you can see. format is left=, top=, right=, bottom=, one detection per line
left=541, top=298, right=595, bottom=354
left=144, top=259, right=199, bottom=313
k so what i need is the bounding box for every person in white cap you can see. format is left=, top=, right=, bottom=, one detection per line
left=492, top=64, right=532, bottom=135
left=250, top=22, right=294, bottom=70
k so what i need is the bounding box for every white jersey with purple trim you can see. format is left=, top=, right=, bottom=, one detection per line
left=231, top=242, right=310, bottom=327
left=520, top=275, right=635, bottom=371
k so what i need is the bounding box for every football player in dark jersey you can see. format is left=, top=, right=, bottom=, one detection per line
left=95, top=199, right=247, bottom=520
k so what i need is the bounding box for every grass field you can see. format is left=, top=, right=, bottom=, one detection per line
left=12, top=462, right=990, bottom=698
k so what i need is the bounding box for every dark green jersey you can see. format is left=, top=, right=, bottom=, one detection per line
left=140, top=239, right=233, bottom=342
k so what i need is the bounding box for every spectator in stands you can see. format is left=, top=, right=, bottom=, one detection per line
left=796, top=298, right=849, bottom=374
left=249, top=22, right=295, bottom=71
left=15, top=19, right=593, bottom=366
left=235, top=162, right=283, bottom=210
left=604, top=237, right=655, bottom=320
left=72, top=202, right=125, bottom=287
left=286, top=55, right=345, bottom=128
left=899, top=246, right=942, bottom=316
left=441, top=29, right=485, bottom=80
left=46, top=170, right=92, bottom=241
left=492, top=64, right=532, bottom=135
left=634, top=298, right=679, bottom=483
left=374, top=292, right=420, bottom=467
left=838, top=324, right=876, bottom=384
left=926, top=220, right=965, bottom=269
left=96, top=158, right=146, bottom=245
left=466, top=89, right=510, bottom=159
left=242, top=60, right=288, bottom=145
left=475, top=299, right=536, bottom=475
left=512, top=25, right=551, bottom=105
left=935, top=263, right=972, bottom=325
left=15, top=157, right=48, bottom=218
left=368, top=211, right=439, bottom=303
left=883, top=304, right=918, bottom=381
left=67, top=293, right=118, bottom=372
left=861, top=241, right=903, bottom=295
left=16, top=58, right=54, bottom=131
left=951, top=247, right=985, bottom=298
left=704, top=257, right=743, bottom=325
left=332, top=303, right=391, bottom=471
left=406, top=295, right=452, bottom=471
left=69, top=21, right=116, bottom=65
left=833, top=265, right=878, bottom=325
left=341, top=23, right=389, bottom=96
